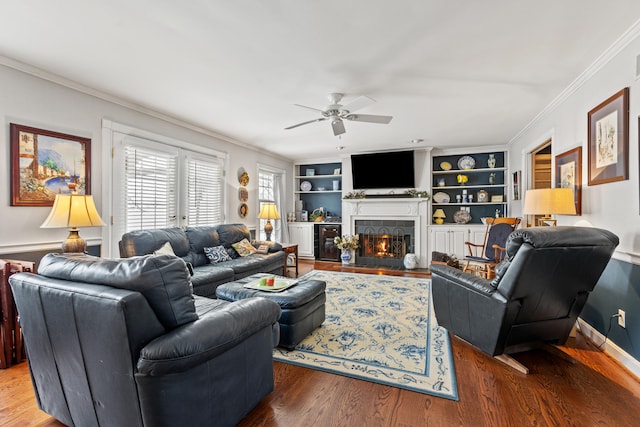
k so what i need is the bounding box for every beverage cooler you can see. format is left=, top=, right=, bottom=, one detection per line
left=314, top=224, right=341, bottom=261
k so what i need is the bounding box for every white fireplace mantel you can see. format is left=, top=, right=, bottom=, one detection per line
left=342, top=198, right=430, bottom=268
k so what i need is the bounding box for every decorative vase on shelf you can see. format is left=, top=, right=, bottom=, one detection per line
left=487, top=154, right=496, bottom=169
left=340, top=249, right=352, bottom=265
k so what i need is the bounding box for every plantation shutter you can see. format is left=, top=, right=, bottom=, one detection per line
left=185, top=154, right=224, bottom=226
left=124, top=144, right=178, bottom=232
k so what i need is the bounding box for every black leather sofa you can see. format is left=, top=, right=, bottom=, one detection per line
left=119, top=224, right=285, bottom=297
left=430, top=226, right=618, bottom=372
left=9, top=252, right=282, bottom=427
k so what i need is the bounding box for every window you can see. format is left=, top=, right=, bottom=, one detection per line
left=111, top=132, right=225, bottom=251
left=185, top=153, right=225, bottom=226
left=258, top=170, right=276, bottom=240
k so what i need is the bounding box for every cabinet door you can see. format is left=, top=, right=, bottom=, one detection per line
left=289, top=224, right=314, bottom=258
left=449, top=228, right=469, bottom=259
left=431, top=228, right=451, bottom=254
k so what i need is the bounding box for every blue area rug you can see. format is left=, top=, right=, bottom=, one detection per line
left=273, top=270, right=458, bottom=400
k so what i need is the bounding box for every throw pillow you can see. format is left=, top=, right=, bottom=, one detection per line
left=204, top=245, right=232, bottom=264
left=154, top=241, right=176, bottom=256
left=231, top=238, right=258, bottom=257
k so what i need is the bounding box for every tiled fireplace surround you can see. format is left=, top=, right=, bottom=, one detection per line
left=342, top=199, right=429, bottom=269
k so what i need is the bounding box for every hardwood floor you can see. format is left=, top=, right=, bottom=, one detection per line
left=2, top=259, right=640, bottom=426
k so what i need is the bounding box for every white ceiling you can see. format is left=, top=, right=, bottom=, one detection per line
left=2, top=1, right=640, bottom=161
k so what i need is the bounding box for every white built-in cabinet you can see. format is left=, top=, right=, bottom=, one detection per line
left=429, top=225, right=486, bottom=261
left=288, top=223, right=314, bottom=258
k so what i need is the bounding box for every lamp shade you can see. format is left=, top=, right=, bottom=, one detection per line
left=41, top=194, right=106, bottom=228
left=257, top=202, right=281, bottom=220
left=433, top=209, right=446, bottom=218
left=523, top=188, right=576, bottom=216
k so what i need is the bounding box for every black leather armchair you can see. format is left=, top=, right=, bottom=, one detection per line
left=9, top=253, right=282, bottom=427
left=430, top=226, right=619, bottom=373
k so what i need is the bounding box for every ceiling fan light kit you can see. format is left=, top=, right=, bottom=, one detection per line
left=285, top=93, right=393, bottom=136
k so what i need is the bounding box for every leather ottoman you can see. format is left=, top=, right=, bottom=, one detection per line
left=216, top=273, right=326, bottom=349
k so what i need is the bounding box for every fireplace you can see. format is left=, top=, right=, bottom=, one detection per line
left=342, top=198, right=428, bottom=268
left=355, top=220, right=414, bottom=267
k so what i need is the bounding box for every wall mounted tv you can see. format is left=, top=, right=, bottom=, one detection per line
left=351, top=150, right=415, bottom=189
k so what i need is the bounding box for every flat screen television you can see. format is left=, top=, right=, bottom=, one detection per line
left=351, top=150, right=415, bottom=189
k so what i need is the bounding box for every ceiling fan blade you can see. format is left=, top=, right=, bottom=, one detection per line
left=331, top=119, right=346, bottom=136
left=293, top=104, right=326, bottom=114
left=285, top=117, right=326, bottom=130
left=344, top=114, right=393, bottom=124
left=341, top=95, right=376, bottom=113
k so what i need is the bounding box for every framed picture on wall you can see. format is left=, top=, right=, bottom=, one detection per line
left=587, top=88, right=629, bottom=186
left=10, top=123, right=91, bottom=206
left=555, top=147, right=582, bottom=215
left=512, top=170, right=521, bottom=201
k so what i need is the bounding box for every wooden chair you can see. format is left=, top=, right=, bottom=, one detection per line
left=463, top=217, right=521, bottom=278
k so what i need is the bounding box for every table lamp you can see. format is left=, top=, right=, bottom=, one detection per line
left=257, top=202, right=281, bottom=241
left=433, top=209, right=446, bottom=225
left=41, top=193, right=106, bottom=253
left=523, top=188, right=576, bottom=226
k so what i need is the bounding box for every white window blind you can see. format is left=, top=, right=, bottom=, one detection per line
left=124, top=144, right=178, bottom=232
left=185, top=154, right=224, bottom=226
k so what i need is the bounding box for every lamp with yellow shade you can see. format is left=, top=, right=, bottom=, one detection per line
left=523, top=188, right=576, bottom=226
left=41, top=193, right=106, bottom=253
left=257, top=201, right=281, bottom=241
left=433, top=208, right=446, bottom=225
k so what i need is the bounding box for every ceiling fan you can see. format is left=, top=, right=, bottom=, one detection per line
left=285, top=93, right=393, bottom=136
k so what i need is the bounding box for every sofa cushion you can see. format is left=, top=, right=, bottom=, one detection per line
left=120, top=228, right=191, bottom=258
left=204, top=245, right=232, bottom=264
left=190, top=264, right=235, bottom=296
left=222, top=252, right=285, bottom=276
left=185, top=226, right=222, bottom=267
left=217, top=223, right=251, bottom=247
left=37, top=253, right=197, bottom=329
left=232, top=239, right=258, bottom=257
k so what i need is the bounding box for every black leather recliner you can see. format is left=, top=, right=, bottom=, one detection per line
left=430, top=226, right=618, bottom=372
left=9, top=253, right=282, bottom=427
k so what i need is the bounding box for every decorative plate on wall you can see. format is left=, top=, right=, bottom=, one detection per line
left=239, top=203, right=248, bottom=218
left=239, top=187, right=248, bottom=202
left=239, top=172, right=250, bottom=187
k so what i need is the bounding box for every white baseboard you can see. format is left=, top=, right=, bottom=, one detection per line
left=577, top=318, right=640, bottom=379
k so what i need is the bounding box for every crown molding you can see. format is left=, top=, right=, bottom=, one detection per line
left=509, top=18, right=640, bottom=145
left=0, top=55, right=295, bottom=161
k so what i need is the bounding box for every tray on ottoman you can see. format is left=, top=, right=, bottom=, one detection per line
left=216, top=273, right=326, bottom=349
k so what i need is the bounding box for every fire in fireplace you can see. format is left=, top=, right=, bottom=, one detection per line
left=354, top=219, right=415, bottom=268
left=361, top=233, right=408, bottom=258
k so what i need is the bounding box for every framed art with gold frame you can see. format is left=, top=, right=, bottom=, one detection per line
left=587, top=88, right=629, bottom=186
left=10, top=123, right=91, bottom=206
left=555, top=146, right=582, bottom=215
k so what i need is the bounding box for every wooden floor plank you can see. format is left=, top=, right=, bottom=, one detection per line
left=2, top=259, right=639, bottom=427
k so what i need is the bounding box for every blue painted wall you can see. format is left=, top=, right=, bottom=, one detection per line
left=581, top=258, right=640, bottom=361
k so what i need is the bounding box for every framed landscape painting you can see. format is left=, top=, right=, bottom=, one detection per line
left=587, top=88, right=629, bottom=186
left=10, top=123, right=91, bottom=206
left=555, top=147, right=582, bottom=215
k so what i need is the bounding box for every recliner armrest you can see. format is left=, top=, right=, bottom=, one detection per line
left=137, top=297, right=281, bottom=375
left=430, top=264, right=496, bottom=296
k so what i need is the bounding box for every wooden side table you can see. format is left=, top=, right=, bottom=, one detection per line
left=280, top=243, right=298, bottom=277
left=1, top=259, right=35, bottom=368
